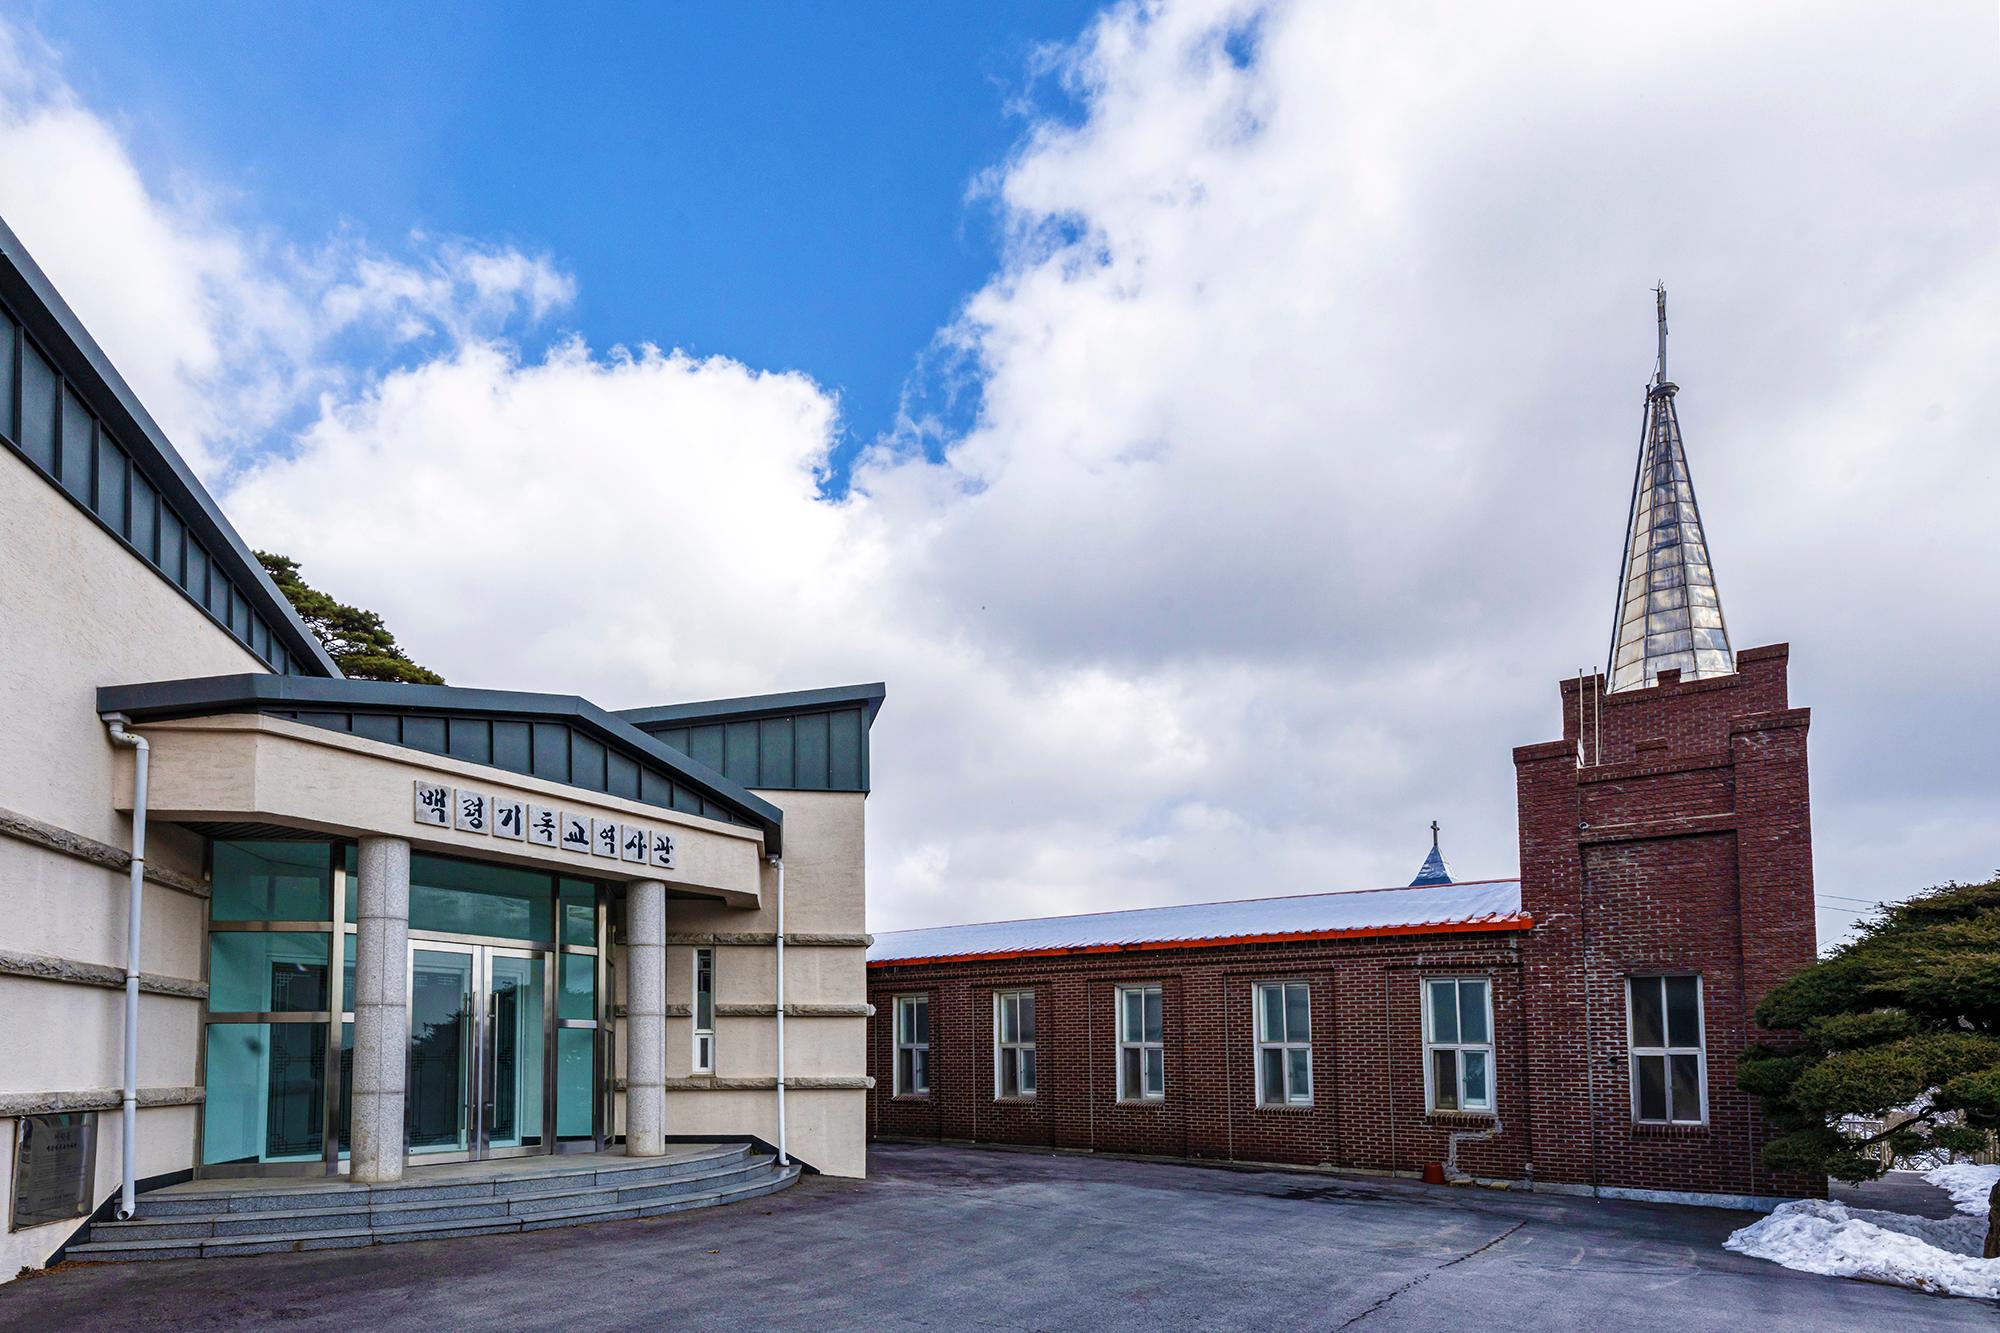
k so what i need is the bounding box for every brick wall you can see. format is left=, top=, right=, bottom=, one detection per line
left=869, top=932, right=1534, bottom=1180
left=1514, top=642, right=1820, bottom=1200
left=869, top=644, right=1820, bottom=1202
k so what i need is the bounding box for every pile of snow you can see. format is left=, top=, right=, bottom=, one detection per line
left=1726, top=1191, right=1999, bottom=1299
left=1925, top=1163, right=2000, bottom=1217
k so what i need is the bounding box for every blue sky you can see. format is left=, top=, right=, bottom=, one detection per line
left=19, top=1, right=1100, bottom=480
left=2, top=2, right=1994, bottom=935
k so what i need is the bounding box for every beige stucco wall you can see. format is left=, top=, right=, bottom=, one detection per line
left=613, top=790, right=872, bottom=1178
left=0, top=447, right=266, bottom=1276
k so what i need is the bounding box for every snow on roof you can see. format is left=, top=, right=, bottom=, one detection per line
left=868, top=878, right=1526, bottom=965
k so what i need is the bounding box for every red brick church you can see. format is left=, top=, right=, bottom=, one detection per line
left=865, top=291, right=1820, bottom=1208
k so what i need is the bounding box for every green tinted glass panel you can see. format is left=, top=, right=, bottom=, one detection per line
left=409, top=948, right=473, bottom=1154
left=342, top=932, right=356, bottom=1012
left=208, top=932, right=331, bottom=1012
left=337, top=1020, right=353, bottom=1155
left=560, top=879, right=596, bottom=946
left=343, top=844, right=357, bottom=921
left=203, top=1022, right=328, bottom=1165
left=489, top=954, right=546, bottom=1149
left=409, top=854, right=553, bottom=943
left=560, top=951, right=596, bottom=1021
left=557, top=1028, right=595, bottom=1138
left=211, top=841, right=331, bottom=921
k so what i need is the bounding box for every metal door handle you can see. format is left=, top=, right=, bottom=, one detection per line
left=484, top=991, right=498, bottom=1128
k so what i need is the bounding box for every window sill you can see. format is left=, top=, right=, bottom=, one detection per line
left=1630, top=1121, right=1708, bottom=1138
left=1115, top=1098, right=1167, bottom=1108
left=1253, top=1102, right=1315, bottom=1114
left=993, top=1095, right=1037, bottom=1104
left=891, top=1093, right=933, bottom=1102
left=1424, top=1110, right=1497, bottom=1126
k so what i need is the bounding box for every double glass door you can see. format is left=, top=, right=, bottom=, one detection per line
left=409, top=943, right=548, bottom=1160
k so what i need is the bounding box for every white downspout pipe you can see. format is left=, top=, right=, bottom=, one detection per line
left=770, top=855, right=788, bottom=1166
left=102, top=715, right=148, bottom=1221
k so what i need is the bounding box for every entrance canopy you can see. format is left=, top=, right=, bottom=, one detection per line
left=98, top=674, right=781, bottom=905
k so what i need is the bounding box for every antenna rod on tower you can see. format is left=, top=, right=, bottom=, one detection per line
left=1654, top=281, right=1669, bottom=386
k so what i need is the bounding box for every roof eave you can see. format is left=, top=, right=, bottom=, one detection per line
left=94, top=672, right=786, bottom=851
left=617, top=682, right=887, bottom=731
left=0, top=215, right=339, bottom=678
left=867, top=913, right=1536, bottom=969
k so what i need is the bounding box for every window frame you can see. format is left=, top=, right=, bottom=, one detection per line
left=1626, top=974, right=1708, bottom=1126
left=893, top=993, right=931, bottom=1097
left=1253, top=980, right=1314, bottom=1107
left=1115, top=984, right=1165, bottom=1103
left=691, top=945, right=715, bottom=1075
left=993, top=989, right=1037, bottom=1102
left=1421, top=976, right=1496, bottom=1114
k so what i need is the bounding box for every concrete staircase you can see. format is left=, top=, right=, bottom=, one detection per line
left=66, top=1143, right=798, bottom=1263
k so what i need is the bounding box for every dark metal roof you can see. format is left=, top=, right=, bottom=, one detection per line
left=616, top=683, right=886, bottom=729
left=618, top=683, right=886, bottom=795
left=0, top=213, right=339, bottom=677
left=96, top=674, right=787, bottom=853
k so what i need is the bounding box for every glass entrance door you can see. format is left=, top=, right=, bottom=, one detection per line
left=407, top=943, right=547, bottom=1161
left=484, top=950, right=546, bottom=1154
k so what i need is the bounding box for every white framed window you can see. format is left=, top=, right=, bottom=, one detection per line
left=1423, top=977, right=1494, bottom=1113
left=1255, top=981, right=1312, bottom=1106
left=692, top=946, right=715, bottom=1074
left=1116, top=985, right=1164, bottom=1102
left=994, top=990, right=1037, bottom=1100
left=1628, top=974, right=1706, bottom=1125
left=894, top=994, right=930, bottom=1096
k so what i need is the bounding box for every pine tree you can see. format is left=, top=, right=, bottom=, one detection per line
left=1741, top=874, right=2000, bottom=1254
left=256, top=552, right=446, bottom=685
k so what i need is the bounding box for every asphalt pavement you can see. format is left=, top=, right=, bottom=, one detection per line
left=0, top=1141, right=1986, bottom=1331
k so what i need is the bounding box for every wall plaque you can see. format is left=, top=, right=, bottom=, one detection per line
left=11, top=1112, right=97, bottom=1231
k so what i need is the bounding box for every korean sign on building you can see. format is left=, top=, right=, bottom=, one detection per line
left=413, top=779, right=676, bottom=870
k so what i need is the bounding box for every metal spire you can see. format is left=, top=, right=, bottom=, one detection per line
left=1606, top=285, right=1735, bottom=692
left=1654, top=281, right=1668, bottom=386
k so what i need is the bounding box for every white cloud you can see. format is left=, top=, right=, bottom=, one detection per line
left=0, top=24, right=573, bottom=478
left=7, top=2, right=1998, bottom=935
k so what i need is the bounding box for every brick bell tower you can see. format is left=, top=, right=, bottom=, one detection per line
left=1513, top=287, right=1820, bottom=1204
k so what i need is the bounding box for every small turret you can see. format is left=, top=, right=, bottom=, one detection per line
left=1410, top=820, right=1454, bottom=886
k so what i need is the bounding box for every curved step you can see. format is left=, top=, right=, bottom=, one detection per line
left=65, top=1163, right=800, bottom=1263
left=85, top=1155, right=784, bottom=1243
left=128, top=1143, right=755, bottom=1217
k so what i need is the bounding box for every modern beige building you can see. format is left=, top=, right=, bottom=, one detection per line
left=0, top=214, right=879, bottom=1276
